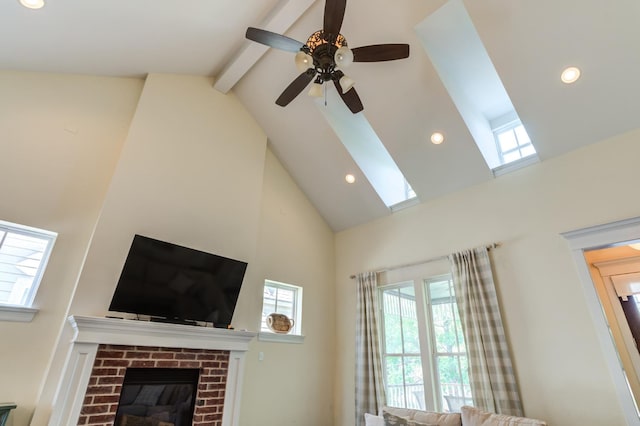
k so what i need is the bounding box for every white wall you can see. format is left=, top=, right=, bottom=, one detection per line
left=0, top=71, right=336, bottom=426
left=0, top=71, right=144, bottom=425
left=239, top=149, right=336, bottom=425
left=334, top=128, right=640, bottom=426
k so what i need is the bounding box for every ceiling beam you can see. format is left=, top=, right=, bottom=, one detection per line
left=213, top=0, right=316, bottom=94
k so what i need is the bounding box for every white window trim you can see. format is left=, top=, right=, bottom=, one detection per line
left=258, top=332, right=305, bottom=344
left=0, top=220, right=56, bottom=318
left=261, top=279, right=303, bottom=337
left=0, top=304, right=38, bottom=322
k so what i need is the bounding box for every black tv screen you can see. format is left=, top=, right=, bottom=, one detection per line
left=108, top=235, right=248, bottom=326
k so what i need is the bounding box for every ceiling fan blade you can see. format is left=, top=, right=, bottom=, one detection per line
left=276, top=70, right=316, bottom=107
left=323, top=0, right=347, bottom=37
left=245, top=27, right=304, bottom=53
left=351, top=44, right=410, bottom=62
left=332, top=79, right=363, bottom=114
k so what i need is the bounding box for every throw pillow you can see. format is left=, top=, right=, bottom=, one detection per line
left=383, top=411, right=411, bottom=426
left=365, top=413, right=385, bottom=426
left=461, top=406, right=547, bottom=426
left=412, top=410, right=462, bottom=426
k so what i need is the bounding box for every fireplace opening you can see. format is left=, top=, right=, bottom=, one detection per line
left=114, top=368, right=199, bottom=426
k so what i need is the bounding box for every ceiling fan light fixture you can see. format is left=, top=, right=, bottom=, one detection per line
left=334, top=46, right=354, bottom=68
left=19, top=0, right=45, bottom=9
left=309, top=82, right=324, bottom=98
left=339, top=74, right=355, bottom=94
left=294, top=51, right=314, bottom=72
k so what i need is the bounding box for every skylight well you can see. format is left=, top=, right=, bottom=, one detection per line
left=315, top=91, right=417, bottom=209
left=415, top=0, right=538, bottom=176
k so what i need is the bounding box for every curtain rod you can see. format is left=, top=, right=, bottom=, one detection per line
left=349, top=243, right=500, bottom=279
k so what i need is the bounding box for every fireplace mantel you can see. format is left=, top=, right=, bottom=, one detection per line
left=69, top=315, right=256, bottom=351
left=48, top=315, right=256, bottom=426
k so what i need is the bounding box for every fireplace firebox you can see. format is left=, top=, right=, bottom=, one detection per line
left=114, top=368, right=199, bottom=426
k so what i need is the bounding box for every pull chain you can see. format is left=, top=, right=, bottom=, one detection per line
left=324, top=82, right=327, bottom=106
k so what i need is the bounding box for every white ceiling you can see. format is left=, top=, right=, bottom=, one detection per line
left=3, top=0, right=640, bottom=231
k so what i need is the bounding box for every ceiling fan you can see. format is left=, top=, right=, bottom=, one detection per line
left=245, top=0, right=410, bottom=114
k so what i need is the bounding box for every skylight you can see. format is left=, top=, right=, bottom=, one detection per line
left=315, top=91, right=416, bottom=208
left=415, top=0, right=538, bottom=174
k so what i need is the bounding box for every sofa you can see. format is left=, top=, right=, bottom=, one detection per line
left=365, top=405, right=547, bottom=426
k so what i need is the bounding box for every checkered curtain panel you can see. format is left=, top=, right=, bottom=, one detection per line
left=355, top=271, right=386, bottom=426
left=449, top=247, right=524, bottom=416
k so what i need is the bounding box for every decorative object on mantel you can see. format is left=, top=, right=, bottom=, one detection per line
left=266, top=313, right=295, bottom=334
left=0, top=403, right=16, bottom=426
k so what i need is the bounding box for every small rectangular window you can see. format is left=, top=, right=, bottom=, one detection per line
left=0, top=220, right=56, bottom=307
left=493, top=121, right=536, bottom=165
left=261, top=280, right=302, bottom=335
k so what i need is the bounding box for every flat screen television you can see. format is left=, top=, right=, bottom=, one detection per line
left=108, top=235, right=248, bottom=326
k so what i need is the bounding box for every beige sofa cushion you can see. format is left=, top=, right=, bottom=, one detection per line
left=460, top=406, right=547, bottom=426
left=413, top=410, right=461, bottom=426
left=382, top=407, right=461, bottom=426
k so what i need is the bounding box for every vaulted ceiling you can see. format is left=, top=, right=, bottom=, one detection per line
left=3, top=0, right=640, bottom=231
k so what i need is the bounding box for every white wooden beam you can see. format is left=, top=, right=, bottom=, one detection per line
left=214, top=0, right=316, bottom=93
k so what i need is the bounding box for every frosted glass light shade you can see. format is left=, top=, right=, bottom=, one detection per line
left=334, top=47, right=354, bottom=68
left=19, top=0, right=45, bottom=8
left=295, top=52, right=314, bottom=72
left=308, top=82, right=323, bottom=97
left=339, top=75, right=355, bottom=94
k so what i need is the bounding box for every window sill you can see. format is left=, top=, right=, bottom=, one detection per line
left=492, top=154, right=539, bottom=177
left=0, top=304, right=38, bottom=322
left=258, top=332, right=305, bottom=344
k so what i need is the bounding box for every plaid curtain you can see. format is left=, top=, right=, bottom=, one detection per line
left=355, top=271, right=386, bottom=426
left=449, top=247, right=523, bottom=416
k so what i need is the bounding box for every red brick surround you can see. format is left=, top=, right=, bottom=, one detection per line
left=78, top=344, right=230, bottom=426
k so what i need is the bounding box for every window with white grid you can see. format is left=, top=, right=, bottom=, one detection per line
left=261, top=280, right=302, bottom=335
left=380, top=275, right=472, bottom=413
left=494, top=121, right=536, bottom=165
left=0, top=220, right=56, bottom=307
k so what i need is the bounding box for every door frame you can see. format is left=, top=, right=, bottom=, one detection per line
left=562, top=216, right=640, bottom=425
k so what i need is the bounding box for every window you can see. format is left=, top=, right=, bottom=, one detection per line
left=260, top=280, right=302, bottom=335
left=426, top=276, right=472, bottom=412
left=0, top=220, right=56, bottom=307
left=381, top=284, right=425, bottom=409
left=380, top=274, right=471, bottom=412
left=494, top=121, right=536, bottom=165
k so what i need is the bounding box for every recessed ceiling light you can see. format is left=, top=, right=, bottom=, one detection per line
left=561, top=67, right=581, bottom=84
left=430, top=132, right=444, bottom=145
left=19, top=0, right=45, bottom=8
left=345, top=174, right=356, bottom=184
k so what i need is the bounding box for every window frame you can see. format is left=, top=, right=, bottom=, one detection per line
left=493, top=120, right=536, bottom=165
left=378, top=274, right=471, bottom=412
left=259, top=279, right=303, bottom=341
left=379, top=282, right=427, bottom=410
left=0, top=220, right=57, bottom=322
left=424, top=275, right=473, bottom=411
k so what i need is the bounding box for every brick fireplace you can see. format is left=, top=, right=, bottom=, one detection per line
left=80, top=345, right=229, bottom=425
left=47, top=316, right=255, bottom=426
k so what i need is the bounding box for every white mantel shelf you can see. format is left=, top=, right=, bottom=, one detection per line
left=48, top=315, right=256, bottom=426
left=69, top=315, right=256, bottom=351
